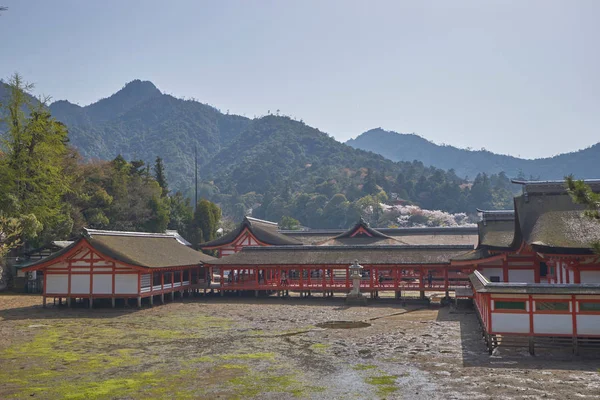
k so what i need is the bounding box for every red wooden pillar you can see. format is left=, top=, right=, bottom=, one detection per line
left=571, top=295, right=578, bottom=338
left=299, top=267, right=304, bottom=289
left=528, top=295, right=534, bottom=335
left=255, top=267, right=259, bottom=288
left=419, top=268, right=424, bottom=290
left=322, top=267, right=327, bottom=289
left=533, top=258, right=541, bottom=283
left=574, top=265, right=581, bottom=283
left=345, top=266, right=350, bottom=289
left=393, top=267, right=399, bottom=290
left=443, top=268, right=449, bottom=290
left=502, top=257, right=509, bottom=283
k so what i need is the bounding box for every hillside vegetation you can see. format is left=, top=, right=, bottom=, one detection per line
left=347, top=128, right=600, bottom=180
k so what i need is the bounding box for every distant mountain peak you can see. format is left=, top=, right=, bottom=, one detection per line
left=120, top=79, right=161, bottom=95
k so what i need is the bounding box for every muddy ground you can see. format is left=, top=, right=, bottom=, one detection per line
left=0, top=293, right=598, bottom=399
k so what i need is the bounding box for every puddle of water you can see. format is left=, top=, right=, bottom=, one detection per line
left=316, top=321, right=371, bottom=329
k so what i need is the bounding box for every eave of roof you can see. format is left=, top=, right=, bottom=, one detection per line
left=470, top=270, right=600, bottom=295
left=207, top=244, right=474, bottom=266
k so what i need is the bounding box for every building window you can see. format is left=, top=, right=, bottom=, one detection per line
left=495, top=301, right=526, bottom=311
left=580, top=302, right=600, bottom=312
left=536, top=301, right=569, bottom=312
left=539, top=262, right=548, bottom=277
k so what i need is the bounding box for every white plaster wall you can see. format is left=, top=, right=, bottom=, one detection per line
left=480, top=267, right=504, bottom=282
left=508, top=269, right=535, bottom=283
left=577, top=315, right=600, bottom=335
left=491, top=313, right=530, bottom=333
left=580, top=271, right=600, bottom=283
left=92, top=275, right=112, bottom=294
left=533, top=314, right=573, bottom=335
left=70, top=275, right=90, bottom=294
left=114, top=274, right=138, bottom=294
left=569, top=270, right=574, bottom=283
left=46, top=274, right=68, bottom=294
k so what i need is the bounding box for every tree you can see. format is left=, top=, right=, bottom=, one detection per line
left=188, top=199, right=221, bottom=248
left=566, top=176, right=600, bottom=253
left=0, top=73, right=73, bottom=244
left=154, top=156, right=169, bottom=197
left=279, top=216, right=301, bottom=230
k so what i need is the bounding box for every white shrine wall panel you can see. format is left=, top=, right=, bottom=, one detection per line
left=46, top=274, right=68, bottom=294
left=491, top=313, right=530, bottom=333
left=71, top=274, right=90, bottom=294
left=480, top=267, right=503, bottom=282
left=92, top=275, right=113, bottom=294
left=569, top=270, right=574, bottom=283
left=533, top=314, right=573, bottom=335
left=114, top=274, right=138, bottom=294
left=577, top=315, right=600, bottom=335
left=508, top=269, right=535, bottom=283
left=580, top=271, right=600, bottom=283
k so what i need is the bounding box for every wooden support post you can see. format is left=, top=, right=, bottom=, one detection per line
left=255, top=290, right=258, bottom=298
left=528, top=337, right=535, bottom=356
left=420, top=291, right=425, bottom=300
left=220, top=289, right=224, bottom=297
left=137, top=296, right=142, bottom=308
left=161, top=293, right=165, bottom=303
left=150, top=295, right=154, bottom=306
left=89, top=297, right=93, bottom=309
left=59, top=297, right=62, bottom=306
left=43, top=297, right=47, bottom=308
left=573, top=337, right=579, bottom=356
left=67, top=297, right=72, bottom=307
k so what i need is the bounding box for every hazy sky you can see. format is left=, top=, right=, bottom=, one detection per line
left=1, top=1, right=598, bottom=159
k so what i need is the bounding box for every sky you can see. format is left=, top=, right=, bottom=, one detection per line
left=1, top=0, right=598, bottom=159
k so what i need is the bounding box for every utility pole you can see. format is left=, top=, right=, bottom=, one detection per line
left=194, top=144, right=198, bottom=212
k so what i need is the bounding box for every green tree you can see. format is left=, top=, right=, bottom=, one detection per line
left=153, top=156, right=169, bottom=197
left=188, top=199, right=222, bottom=248
left=279, top=216, right=301, bottom=230
left=566, top=176, right=600, bottom=252
left=0, top=73, right=73, bottom=244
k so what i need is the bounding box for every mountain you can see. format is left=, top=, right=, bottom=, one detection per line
left=48, top=80, right=251, bottom=191
left=2, top=79, right=518, bottom=226
left=346, top=128, right=600, bottom=180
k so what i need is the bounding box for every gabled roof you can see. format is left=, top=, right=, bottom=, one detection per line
left=23, top=229, right=214, bottom=271
left=511, top=189, right=600, bottom=254
left=199, top=217, right=303, bottom=249
left=282, top=226, right=479, bottom=246
left=207, top=244, right=474, bottom=266
left=476, top=209, right=515, bottom=250
left=316, top=218, right=405, bottom=246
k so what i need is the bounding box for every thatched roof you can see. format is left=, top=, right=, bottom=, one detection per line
left=208, top=245, right=473, bottom=266
left=24, top=229, right=214, bottom=270
left=511, top=183, right=600, bottom=253
left=281, top=226, right=478, bottom=246
left=476, top=210, right=515, bottom=250
left=316, top=218, right=405, bottom=246
left=200, top=217, right=302, bottom=248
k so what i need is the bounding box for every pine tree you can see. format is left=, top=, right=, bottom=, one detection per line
left=566, top=176, right=600, bottom=253
left=154, top=156, right=169, bottom=197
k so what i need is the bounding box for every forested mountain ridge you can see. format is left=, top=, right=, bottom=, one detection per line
left=346, top=128, right=600, bottom=180
left=2, top=78, right=517, bottom=229
left=48, top=80, right=251, bottom=191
